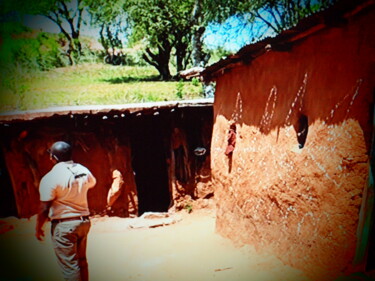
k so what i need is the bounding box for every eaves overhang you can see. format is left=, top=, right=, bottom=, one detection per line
left=0, top=98, right=214, bottom=123
left=200, top=0, right=374, bottom=82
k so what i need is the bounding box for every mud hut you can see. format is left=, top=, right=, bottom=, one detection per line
left=0, top=99, right=213, bottom=218
left=198, top=0, right=375, bottom=279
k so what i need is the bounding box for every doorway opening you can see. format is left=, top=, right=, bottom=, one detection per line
left=130, top=115, right=170, bottom=215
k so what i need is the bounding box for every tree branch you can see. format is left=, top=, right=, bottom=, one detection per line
left=147, top=47, right=159, bottom=61
left=45, top=14, right=71, bottom=41
left=76, top=8, right=83, bottom=37
left=254, top=10, right=279, bottom=33
left=267, top=8, right=283, bottom=31
left=142, top=50, right=159, bottom=68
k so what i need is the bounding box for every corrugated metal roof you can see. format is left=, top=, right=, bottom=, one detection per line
left=0, top=98, right=214, bottom=123
left=201, top=0, right=374, bottom=81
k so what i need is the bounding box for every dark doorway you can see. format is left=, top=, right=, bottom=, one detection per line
left=0, top=150, right=17, bottom=217
left=130, top=115, right=170, bottom=215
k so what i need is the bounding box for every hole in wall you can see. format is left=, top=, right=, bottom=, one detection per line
left=225, top=123, right=237, bottom=173
left=295, top=114, right=308, bottom=149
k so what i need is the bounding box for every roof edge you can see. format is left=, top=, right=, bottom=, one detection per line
left=0, top=98, right=214, bottom=123
left=201, top=0, right=374, bottom=81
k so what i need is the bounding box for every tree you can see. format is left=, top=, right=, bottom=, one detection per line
left=126, top=0, right=195, bottom=80
left=169, top=0, right=194, bottom=73
left=125, top=0, right=219, bottom=79
left=190, top=0, right=207, bottom=67
left=177, top=0, right=336, bottom=68
left=9, top=0, right=87, bottom=65
left=0, top=7, right=68, bottom=70
left=87, top=0, right=129, bottom=59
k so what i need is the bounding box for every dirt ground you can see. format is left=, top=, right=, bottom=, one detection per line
left=0, top=207, right=312, bottom=281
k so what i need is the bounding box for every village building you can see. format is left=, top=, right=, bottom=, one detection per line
left=0, top=0, right=374, bottom=280
left=0, top=99, right=214, bottom=218
left=196, top=0, right=374, bottom=279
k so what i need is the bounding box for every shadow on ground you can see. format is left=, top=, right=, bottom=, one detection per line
left=103, top=75, right=161, bottom=84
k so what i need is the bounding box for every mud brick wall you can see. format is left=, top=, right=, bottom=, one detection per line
left=0, top=116, right=139, bottom=218
left=211, top=5, right=374, bottom=280
left=0, top=106, right=213, bottom=218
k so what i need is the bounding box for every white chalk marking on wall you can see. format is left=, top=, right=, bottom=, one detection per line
left=260, top=85, right=278, bottom=132
left=344, top=79, right=363, bottom=119
left=285, top=72, right=308, bottom=127
left=231, top=92, right=243, bottom=122
left=325, top=78, right=363, bottom=122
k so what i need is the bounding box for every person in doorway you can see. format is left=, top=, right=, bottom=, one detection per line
left=35, top=141, right=96, bottom=281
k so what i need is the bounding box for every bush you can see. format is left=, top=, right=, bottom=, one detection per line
left=36, top=32, right=68, bottom=70
left=122, top=48, right=148, bottom=66
left=175, top=80, right=184, bottom=99
left=0, top=24, right=68, bottom=71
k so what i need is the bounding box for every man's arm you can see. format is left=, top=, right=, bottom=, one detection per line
left=35, top=201, right=52, bottom=241
left=106, top=170, right=124, bottom=210
left=87, top=173, right=96, bottom=189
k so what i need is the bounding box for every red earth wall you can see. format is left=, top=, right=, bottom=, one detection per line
left=0, top=106, right=213, bottom=218
left=1, top=124, right=138, bottom=218
left=211, top=6, right=374, bottom=280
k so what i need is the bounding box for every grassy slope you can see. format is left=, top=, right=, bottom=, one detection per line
left=0, top=64, right=204, bottom=112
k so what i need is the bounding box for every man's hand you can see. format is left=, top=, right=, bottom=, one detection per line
left=35, top=201, right=51, bottom=241
left=35, top=226, right=45, bottom=241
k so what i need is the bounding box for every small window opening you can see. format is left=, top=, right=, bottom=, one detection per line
left=296, top=114, right=308, bottom=149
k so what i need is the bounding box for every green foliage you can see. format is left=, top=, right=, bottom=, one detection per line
left=0, top=0, right=337, bottom=84
left=36, top=33, right=68, bottom=70
left=0, top=27, right=68, bottom=71
left=121, top=44, right=148, bottom=66
left=87, top=0, right=129, bottom=55
left=175, top=80, right=184, bottom=99
left=184, top=203, right=193, bottom=213
left=191, top=77, right=200, bottom=87
left=125, top=0, right=197, bottom=79
left=9, top=0, right=87, bottom=64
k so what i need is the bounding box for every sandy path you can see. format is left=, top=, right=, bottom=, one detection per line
left=0, top=209, right=310, bottom=281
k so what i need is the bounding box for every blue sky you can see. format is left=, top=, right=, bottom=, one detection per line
left=203, top=14, right=276, bottom=52
left=203, top=16, right=251, bottom=52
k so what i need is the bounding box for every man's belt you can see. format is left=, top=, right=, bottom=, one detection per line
left=51, top=216, right=89, bottom=224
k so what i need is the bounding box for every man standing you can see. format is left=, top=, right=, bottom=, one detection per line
left=35, top=141, right=96, bottom=281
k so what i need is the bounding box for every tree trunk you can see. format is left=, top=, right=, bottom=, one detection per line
left=99, top=24, right=109, bottom=55
left=143, top=42, right=172, bottom=81
left=191, top=26, right=207, bottom=67
left=190, top=0, right=208, bottom=67
left=175, top=41, right=188, bottom=73
left=66, top=50, right=75, bottom=65
left=159, top=64, right=172, bottom=81
left=72, top=32, right=82, bottom=56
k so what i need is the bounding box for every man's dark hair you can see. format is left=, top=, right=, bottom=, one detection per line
left=49, top=141, right=72, bottom=162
